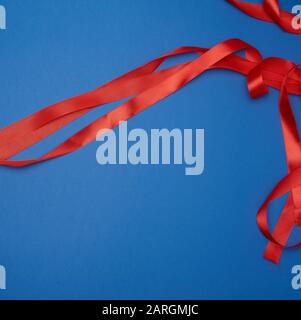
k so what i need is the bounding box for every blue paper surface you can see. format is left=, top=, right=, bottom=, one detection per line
left=0, top=0, right=301, bottom=299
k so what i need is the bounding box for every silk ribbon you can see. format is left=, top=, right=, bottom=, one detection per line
left=1, top=20, right=301, bottom=263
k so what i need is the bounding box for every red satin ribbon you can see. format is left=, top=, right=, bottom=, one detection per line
left=1, top=37, right=301, bottom=263
left=227, top=0, right=301, bottom=35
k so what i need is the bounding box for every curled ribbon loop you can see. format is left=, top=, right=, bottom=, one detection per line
left=227, top=0, right=301, bottom=34
left=259, top=64, right=301, bottom=263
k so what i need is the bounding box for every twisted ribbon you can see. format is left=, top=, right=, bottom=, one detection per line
left=227, top=0, right=301, bottom=34
left=2, top=6, right=301, bottom=263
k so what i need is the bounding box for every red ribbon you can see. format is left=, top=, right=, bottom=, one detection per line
left=1, top=37, right=301, bottom=262
left=227, top=0, right=301, bottom=35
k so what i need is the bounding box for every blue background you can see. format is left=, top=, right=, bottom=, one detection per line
left=0, top=0, right=301, bottom=299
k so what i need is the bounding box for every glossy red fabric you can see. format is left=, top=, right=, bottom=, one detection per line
left=227, top=0, right=301, bottom=34
left=1, top=37, right=301, bottom=263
